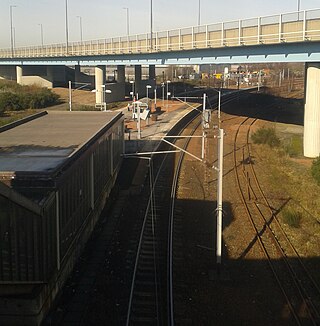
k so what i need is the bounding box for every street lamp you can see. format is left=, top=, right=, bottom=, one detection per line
left=123, top=7, right=129, bottom=36
left=91, top=85, right=112, bottom=111
left=298, top=0, right=301, bottom=12
left=150, top=0, right=153, bottom=50
left=166, top=80, right=171, bottom=102
left=10, top=5, right=17, bottom=57
left=130, top=80, right=135, bottom=100
left=76, top=16, right=83, bottom=43
left=146, top=85, right=152, bottom=102
left=65, top=0, right=69, bottom=53
left=198, top=0, right=201, bottom=26
left=161, top=82, right=165, bottom=105
left=38, top=23, right=44, bottom=46
left=101, top=85, right=112, bottom=111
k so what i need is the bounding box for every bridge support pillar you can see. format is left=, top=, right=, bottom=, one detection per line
left=135, top=65, right=142, bottom=98
left=75, top=65, right=81, bottom=84
left=304, top=63, right=320, bottom=158
left=95, top=65, right=106, bottom=105
left=117, top=65, right=125, bottom=83
left=148, top=65, right=156, bottom=88
left=16, top=66, right=23, bottom=84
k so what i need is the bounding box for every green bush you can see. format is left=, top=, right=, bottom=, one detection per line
left=0, top=92, right=24, bottom=111
left=282, top=209, right=301, bottom=228
left=251, top=127, right=280, bottom=148
left=0, top=82, right=60, bottom=112
left=311, top=156, right=320, bottom=185
left=283, top=135, right=303, bottom=157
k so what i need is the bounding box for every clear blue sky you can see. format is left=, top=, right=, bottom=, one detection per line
left=0, top=0, right=319, bottom=48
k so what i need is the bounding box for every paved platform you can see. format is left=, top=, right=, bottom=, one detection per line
left=115, top=99, right=199, bottom=154
left=114, top=99, right=200, bottom=193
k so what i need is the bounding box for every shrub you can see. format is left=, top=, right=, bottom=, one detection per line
left=0, top=84, right=60, bottom=112
left=283, top=135, right=303, bottom=157
left=311, top=156, right=320, bottom=185
left=251, top=127, right=280, bottom=148
left=282, top=209, right=301, bottom=228
left=0, top=92, right=24, bottom=111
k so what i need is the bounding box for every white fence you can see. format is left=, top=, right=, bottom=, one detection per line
left=1, top=9, right=320, bottom=58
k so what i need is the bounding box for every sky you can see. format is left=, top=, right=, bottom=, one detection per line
left=0, top=0, right=319, bottom=48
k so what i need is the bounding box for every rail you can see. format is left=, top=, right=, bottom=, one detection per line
left=1, top=9, right=320, bottom=58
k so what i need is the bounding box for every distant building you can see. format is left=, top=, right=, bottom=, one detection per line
left=0, top=110, right=124, bottom=325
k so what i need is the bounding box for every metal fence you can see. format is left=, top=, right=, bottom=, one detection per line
left=1, top=9, right=320, bottom=58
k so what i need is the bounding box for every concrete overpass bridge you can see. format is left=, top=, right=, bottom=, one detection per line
left=1, top=8, right=320, bottom=157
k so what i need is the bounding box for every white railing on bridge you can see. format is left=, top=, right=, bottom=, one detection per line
left=1, top=9, right=320, bottom=59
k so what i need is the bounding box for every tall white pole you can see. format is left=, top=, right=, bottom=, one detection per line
left=198, top=0, right=201, bottom=25
left=216, top=128, right=224, bottom=265
left=102, top=84, right=106, bottom=111
left=123, top=7, right=129, bottom=36
left=38, top=23, right=44, bottom=46
left=201, top=93, right=206, bottom=159
left=65, top=0, right=69, bottom=53
left=77, top=16, right=83, bottom=43
left=150, top=0, right=153, bottom=50
left=69, top=80, right=72, bottom=111
left=218, top=90, right=221, bottom=128
left=137, top=102, right=141, bottom=139
left=10, top=5, right=17, bottom=57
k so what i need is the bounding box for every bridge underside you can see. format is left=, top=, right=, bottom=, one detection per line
left=0, top=42, right=320, bottom=66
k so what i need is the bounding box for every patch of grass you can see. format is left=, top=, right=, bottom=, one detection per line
left=311, top=156, right=320, bottom=185
left=283, top=135, right=303, bottom=157
left=282, top=209, right=302, bottom=228
left=251, top=127, right=280, bottom=148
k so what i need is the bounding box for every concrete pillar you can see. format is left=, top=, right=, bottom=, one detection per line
left=95, top=65, right=106, bottom=104
left=16, top=66, right=23, bottom=84
left=304, top=62, right=320, bottom=157
left=148, top=65, right=156, bottom=88
left=135, top=65, right=142, bottom=98
left=75, top=65, right=81, bottom=84
left=117, top=65, right=125, bottom=83
left=149, top=65, right=156, bottom=81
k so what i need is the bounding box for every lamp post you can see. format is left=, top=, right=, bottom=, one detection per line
left=76, top=16, right=83, bottom=43
left=130, top=80, right=135, bottom=100
left=101, top=85, right=112, bottom=111
left=10, top=5, right=17, bottom=57
left=150, top=0, right=153, bottom=50
left=298, top=0, right=301, bottom=12
left=146, top=85, right=152, bottom=102
left=161, top=82, right=165, bottom=105
left=38, top=23, right=44, bottom=46
left=65, top=0, right=69, bottom=53
left=166, top=80, right=171, bottom=111
left=198, top=0, right=201, bottom=26
left=123, top=7, right=129, bottom=36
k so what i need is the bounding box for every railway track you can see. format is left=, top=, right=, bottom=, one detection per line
left=233, top=117, right=320, bottom=326
left=125, top=110, right=202, bottom=325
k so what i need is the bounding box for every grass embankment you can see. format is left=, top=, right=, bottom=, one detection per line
left=251, top=127, right=320, bottom=262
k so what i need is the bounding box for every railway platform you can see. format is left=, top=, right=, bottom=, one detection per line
left=115, top=99, right=196, bottom=154
left=117, top=99, right=197, bottom=193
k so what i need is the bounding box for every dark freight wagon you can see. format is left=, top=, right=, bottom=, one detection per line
left=0, top=110, right=124, bottom=325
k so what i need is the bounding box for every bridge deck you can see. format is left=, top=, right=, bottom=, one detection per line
left=0, top=9, right=320, bottom=59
